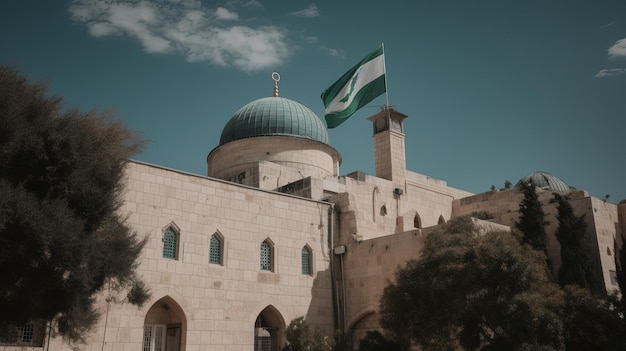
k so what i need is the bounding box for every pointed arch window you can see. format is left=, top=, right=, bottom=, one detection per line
left=209, top=233, right=223, bottom=265
left=260, top=240, right=273, bottom=272
left=414, top=213, right=422, bottom=229
left=438, top=215, right=446, bottom=225
left=162, top=225, right=179, bottom=259
left=301, top=246, right=312, bottom=276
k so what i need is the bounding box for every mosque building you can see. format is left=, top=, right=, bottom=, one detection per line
left=3, top=82, right=625, bottom=351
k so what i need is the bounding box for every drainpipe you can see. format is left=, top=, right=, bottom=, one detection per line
left=328, top=203, right=347, bottom=343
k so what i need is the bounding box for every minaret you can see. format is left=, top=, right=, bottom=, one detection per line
left=367, top=107, right=407, bottom=188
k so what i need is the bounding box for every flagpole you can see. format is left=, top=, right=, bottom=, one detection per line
left=381, top=42, right=391, bottom=120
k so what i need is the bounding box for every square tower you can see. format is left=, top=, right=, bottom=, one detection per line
left=367, top=107, right=408, bottom=187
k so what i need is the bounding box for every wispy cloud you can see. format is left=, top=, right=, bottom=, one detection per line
left=608, top=38, right=626, bottom=60
left=289, top=4, right=319, bottom=18
left=595, top=37, right=626, bottom=78
left=594, top=68, right=626, bottom=78
left=69, top=0, right=290, bottom=72
left=321, top=46, right=344, bottom=59
left=600, top=21, right=614, bottom=29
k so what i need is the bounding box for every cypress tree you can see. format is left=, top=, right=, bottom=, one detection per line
left=516, top=181, right=549, bottom=255
left=554, top=194, right=605, bottom=296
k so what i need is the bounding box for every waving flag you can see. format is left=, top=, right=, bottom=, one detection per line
left=321, top=45, right=386, bottom=128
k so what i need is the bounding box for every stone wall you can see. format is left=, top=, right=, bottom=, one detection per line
left=38, top=160, right=335, bottom=351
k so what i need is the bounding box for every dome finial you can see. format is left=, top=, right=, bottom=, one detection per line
left=272, top=72, right=280, bottom=97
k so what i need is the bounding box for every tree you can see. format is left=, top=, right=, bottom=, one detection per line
left=613, top=223, right=626, bottom=311
left=554, top=194, right=605, bottom=296
left=515, top=181, right=549, bottom=256
left=283, top=317, right=334, bottom=351
left=0, top=66, right=148, bottom=343
left=561, top=285, right=626, bottom=351
left=379, top=217, right=565, bottom=350
left=358, top=331, right=404, bottom=351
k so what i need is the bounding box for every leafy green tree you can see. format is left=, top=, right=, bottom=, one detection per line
left=283, top=317, right=334, bottom=351
left=554, top=194, right=605, bottom=296
left=561, top=285, right=626, bottom=351
left=516, top=181, right=549, bottom=255
left=358, top=330, right=404, bottom=351
left=0, top=66, right=148, bottom=343
left=470, top=210, right=493, bottom=220
left=379, top=217, right=565, bottom=351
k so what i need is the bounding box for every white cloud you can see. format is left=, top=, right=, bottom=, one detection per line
left=215, top=7, right=238, bottom=21
left=69, top=0, right=290, bottom=72
left=608, top=38, right=626, bottom=60
left=225, top=0, right=263, bottom=10
left=290, top=4, right=319, bottom=18
left=594, top=68, right=626, bottom=78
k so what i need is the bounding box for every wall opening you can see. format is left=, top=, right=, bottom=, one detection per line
left=143, top=296, right=186, bottom=351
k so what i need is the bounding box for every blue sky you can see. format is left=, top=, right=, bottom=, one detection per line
left=1, top=0, right=625, bottom=202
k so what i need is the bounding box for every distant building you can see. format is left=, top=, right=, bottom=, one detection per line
left=4, top=91, right=624, bottom=351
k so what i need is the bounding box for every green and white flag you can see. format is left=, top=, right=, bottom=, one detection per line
left=321, top=45, right=386, bottom=128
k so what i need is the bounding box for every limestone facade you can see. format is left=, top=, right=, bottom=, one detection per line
left=4, top=102, right=624, bottom=351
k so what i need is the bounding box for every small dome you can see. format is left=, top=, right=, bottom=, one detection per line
left=219, top=97, right=330, bottom=146
left=516, top=171, right=572, bottom=193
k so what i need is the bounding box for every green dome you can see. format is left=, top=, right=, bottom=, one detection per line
left=219, top=97, right=330, bottom=146
left=516, top=171, right=572, bottom=193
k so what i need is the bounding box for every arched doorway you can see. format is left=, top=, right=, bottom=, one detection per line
left=143, top=296, right=186, bottom=351
left=254, top=305, right=286, bottom=351
left=349, top=311, right=379, bottom=350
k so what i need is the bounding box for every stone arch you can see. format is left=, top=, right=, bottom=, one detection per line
left=438, top=215, right=446, bottom=225
left=346, top=307, right=380, bottom=351
left=249, top=303, right=288, bottom=351
left=414, top=212, right=422, bottom=229
left=143, top=295, right=187, bottom=351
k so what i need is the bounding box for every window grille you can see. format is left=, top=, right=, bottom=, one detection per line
left=0, top=322, right=44, bottom=347
left=143, top=324, right=166, bottom=351
left=260, top=241, right=272, bottom=271
left=143, top=325, right=152, bottom=351
left=163, top=226, right=178, bottom=259
left=18, top=324, right=33, bottom=344
left=301, top=247, right=311, bottom=275
left=209, top=234, right=222, bottom=264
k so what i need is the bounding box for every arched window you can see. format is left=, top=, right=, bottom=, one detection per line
left=414, top=213, right=422, bottom=229
left=260, top=240, right=273, bottom=272
left=209, top=233, right=223, bottom=265
left=162, top=225, right=179, bottom=259
left=438, top=215, right=446, bottom=225
left=380, top=205, right=387, bottom=216
left=301, top=246, right=312, bottom=275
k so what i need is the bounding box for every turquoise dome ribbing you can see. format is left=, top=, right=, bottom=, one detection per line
left=219, top=97, right=330, bottom=146
left=516, top=171, right=572, bottom=193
